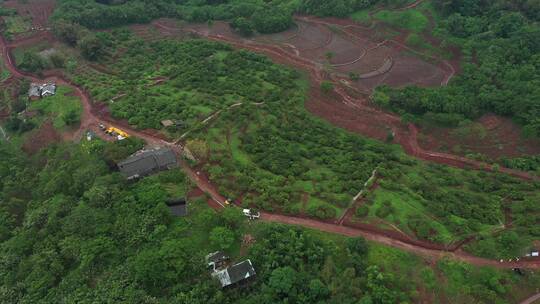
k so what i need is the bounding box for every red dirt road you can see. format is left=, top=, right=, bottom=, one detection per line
left=178, top=155, right=540, bottom=270
left=261, top=212, right=540, bottom=270
left=520, top=293, right=540, bottom=304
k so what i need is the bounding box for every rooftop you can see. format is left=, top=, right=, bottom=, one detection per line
left=117, top=148, right=177, bottom=179
left=212, top=259, right=256, bottom=288
left=166, top=198, right=187, bottom=217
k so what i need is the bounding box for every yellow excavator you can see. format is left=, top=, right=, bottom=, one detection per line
left=104, top=126, right=129, bottom=140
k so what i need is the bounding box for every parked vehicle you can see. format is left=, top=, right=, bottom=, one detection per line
left=243, top=209, right=260, bottom=220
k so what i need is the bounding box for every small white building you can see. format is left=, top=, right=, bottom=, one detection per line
left=28, top=83, right=56, bottom=99
left=41, top=83, right=56, bottom=97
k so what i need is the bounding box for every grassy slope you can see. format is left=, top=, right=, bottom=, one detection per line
left=374, top=9, right=429, bottom=33
left=365, top=187, right=455, bottom=243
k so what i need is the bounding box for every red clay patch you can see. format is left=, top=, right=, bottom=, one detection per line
left=4, top=0, right=55, bottom=29
left=418, top=114, right=540, bottom=160
left=22, top=120, right=61, bottom=154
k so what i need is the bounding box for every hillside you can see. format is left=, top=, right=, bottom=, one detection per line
left=0, top=0, right=539, bottom=303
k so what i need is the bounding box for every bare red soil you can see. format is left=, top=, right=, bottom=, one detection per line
left=4, top=0, right=55, bottom=29
left=22, top=119, right=61, bottom=154
left=418, top=113, right=540, bottom=160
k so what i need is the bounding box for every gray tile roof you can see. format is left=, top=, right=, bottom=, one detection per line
left=213, top=259, right=256, bottom=288
left=28, top=84, right=41, bottom=97
left=118, top=148, right=177, bottom=179
left=28, top=83, right=56, bottom=98
left=206, top=251, right=229, bottom=264
left=166, top=199, right=187, bottom=217
left=41, top=84, right=56, bottom=96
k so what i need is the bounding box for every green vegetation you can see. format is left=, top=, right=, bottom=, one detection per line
left=14, top=41, right=70, bottom=73
left=3, top=80, right=35, bottom=134
left=0, top=53, right=10, bottom=81
left=69, top=33, right=297, bottom=131
left=500, top=155, right=540, bottom=175
left=53, top=0, right=295, bottom=34
left=2, top=15, right=31, bottom=38
left=368, top=162, right=540, bottom=258
left=374, top=9, right=429, bottom=32
left=376, top=1, right=540, bottom=139
left=0, top=139, right=538, bottom=303
left=351, top=9, right=371, bottom=24
left=60, top=29, right=540, bottom=256
left=1, top=1, right=540, bottom=301
left=300, top=0, right=377, bottom=18
left=363, top=187, right=455, bottom=243
left=29, top=86, right=82, bottom=129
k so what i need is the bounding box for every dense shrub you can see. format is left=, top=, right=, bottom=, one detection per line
left=307, top=204, right=337, bottom=219
left=375, top=200, right=394, bottom=218
left=355, top=205, right=369, bottom=217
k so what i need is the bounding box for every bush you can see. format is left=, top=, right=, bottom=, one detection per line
left=375, top=201, right=394, bottom=218
left=209, top=226, right=235, bottom=251
left=252, top=6, right=293, bottom=34
left=79, top=34, right=105, bottom=61
left=19, top=51, right=45, bottom=73
left=50, top=53, right=66, bottom=68
left=407, top=215, right=435, bottom=240
left=231, top=17, right=254, bottom=36
left=355, top=205, right=369, bottom=217
left=320, top=81, right=334, bottom=94
left=307, top=204, right=337, bottom=219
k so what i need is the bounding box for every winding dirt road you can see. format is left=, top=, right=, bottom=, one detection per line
left=2, top=30, right=539, bottom=270
left=521, top=293, right=540, bottom=304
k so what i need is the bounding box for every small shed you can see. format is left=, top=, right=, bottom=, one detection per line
left=28, top=83, right=57, bottom=99
left=161, top=119, right=185, bottom=128
left=28, top=83, right=41, bottom=100
left=161, top=119, right=175, bottom=128
left=41, top=83, right=56, bottom=97
left=212, top=259, right=256, bottom=288
left=86, top=131, right=96, bottom=141
left=166, top=198, right=187, bottom=217
left=206, top=251, right=230, bottom=271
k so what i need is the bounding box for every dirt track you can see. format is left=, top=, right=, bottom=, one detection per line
left=174, top=149, right=540, bottom=270
left=520, top=293, right=540, bottom=304
left=2, top=26, right=539, bottom=269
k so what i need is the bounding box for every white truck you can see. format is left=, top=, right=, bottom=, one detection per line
left=243, top=209, right=260, bottom=220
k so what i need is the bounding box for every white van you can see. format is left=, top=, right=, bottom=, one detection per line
left=243, top=209, right=260, bottom=220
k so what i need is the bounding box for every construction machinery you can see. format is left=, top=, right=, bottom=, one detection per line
left=104, top=126, right=129, bottom=140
